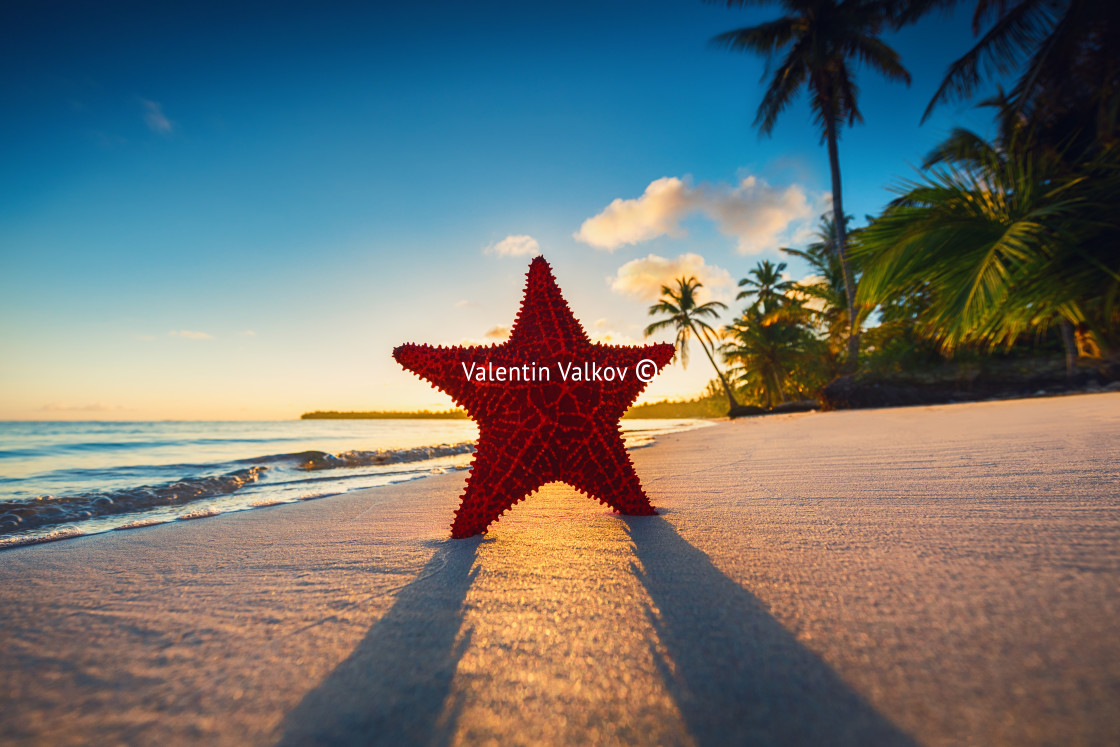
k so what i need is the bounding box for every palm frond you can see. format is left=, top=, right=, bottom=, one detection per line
left=850, top=34, right=912, bottom=85
left=755, top=41, right=810, bottom=135
left=923, top=0, right=1057, bottom=122
left=709, top=17, right=801, bottom=57
left=855, top=139, right=1120, bottom=354
left=923, top=127, right=1001, bottom=169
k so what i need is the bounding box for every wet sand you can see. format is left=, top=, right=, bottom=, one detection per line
left=2, top=394, right=1118, bottom=745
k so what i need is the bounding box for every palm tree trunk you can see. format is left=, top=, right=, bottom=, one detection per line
left=1059, top=319, right=1077, bottom=380
left=825, top=116, right=860, bottom=371
left=772, top=371, right=787, bottom=405
left=691, top=324, right=740, bottom=410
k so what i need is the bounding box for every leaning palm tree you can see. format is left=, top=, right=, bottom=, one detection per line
left=712, top=0, right=912, bottom=368
left=645, top=276, right=741, bottom=410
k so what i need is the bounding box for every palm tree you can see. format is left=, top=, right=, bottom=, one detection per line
left=712, top=0, right=912, bottom=369
left=781, top=213, right=856, bottom=358
left=920, top=0, right=1120, bottom=160
left=737, top=259, right=795, bottom=315
left=645, top=276, right=741, bottom=410
left=722, top=305, right=827, bottom=407
left=853, top=138, right=1120, bottom=377
left=922, top=89, right=1030, bottom=170
left=922, top=2, right=1115, bottom=118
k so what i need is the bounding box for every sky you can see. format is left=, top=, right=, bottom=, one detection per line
left=0, top=0, right=1009, bottom=420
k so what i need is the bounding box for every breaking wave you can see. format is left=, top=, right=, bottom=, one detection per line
left=0, top=442, right=476, bottom=538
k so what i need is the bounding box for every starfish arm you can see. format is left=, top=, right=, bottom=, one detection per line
left=507, top=258, right=591, bottom=349
left=392, top=344, right=477, bottom=409
left=450, top=432, right=547, bottom=538
left=587, top=342, right=677, bottom=418
left=559, top=425, right=657, bottom=517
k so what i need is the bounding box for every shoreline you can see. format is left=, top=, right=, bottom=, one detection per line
left=0, top=419, right=711, bottom=549
left=2, top=394, right=1118, bottom=744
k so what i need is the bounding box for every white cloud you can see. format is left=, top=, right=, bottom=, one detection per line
left=576, top=175, right=824, bottom=255
left=169, top=330, right=213, bottom=340
left=703, top=176, right=820, bottom=253
left=454, top=300, right=472, bottom=308
left=790, top=274, right=828, bottom=312
left=485, top=234, right=540, bottom=257
left=457, top=325, right=512, bottom=346
left=609, top=253, right=734, bottom=304
left=142, top=100, right=173, bottom=134
left=589, top=318, right=640, bottom=345
left=484, top=325, right=510, bottom=340
left=575, top=177, right=693, bottom=250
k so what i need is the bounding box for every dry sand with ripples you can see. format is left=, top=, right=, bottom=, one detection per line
left=2, top=393, right=1118, bottom=745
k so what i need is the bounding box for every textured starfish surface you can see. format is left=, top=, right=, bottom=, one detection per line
left=393, top=257, right=675, bottom=538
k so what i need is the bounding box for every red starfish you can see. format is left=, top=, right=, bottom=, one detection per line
left=393, top=257, right=675, bottom=538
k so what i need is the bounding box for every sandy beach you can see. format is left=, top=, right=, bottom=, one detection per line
left=2, top=393, right=1118, bottom=745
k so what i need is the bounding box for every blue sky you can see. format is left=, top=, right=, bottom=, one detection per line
left=0, top=0, right=1007, bottom=419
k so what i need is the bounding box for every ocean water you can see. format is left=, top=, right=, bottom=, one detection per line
left=0, top=418, right=710, bottom=549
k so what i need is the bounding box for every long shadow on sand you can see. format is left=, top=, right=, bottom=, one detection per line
left=277, top=538, right=481, bottom=746
left=625, top=515, right=915, bottom=746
